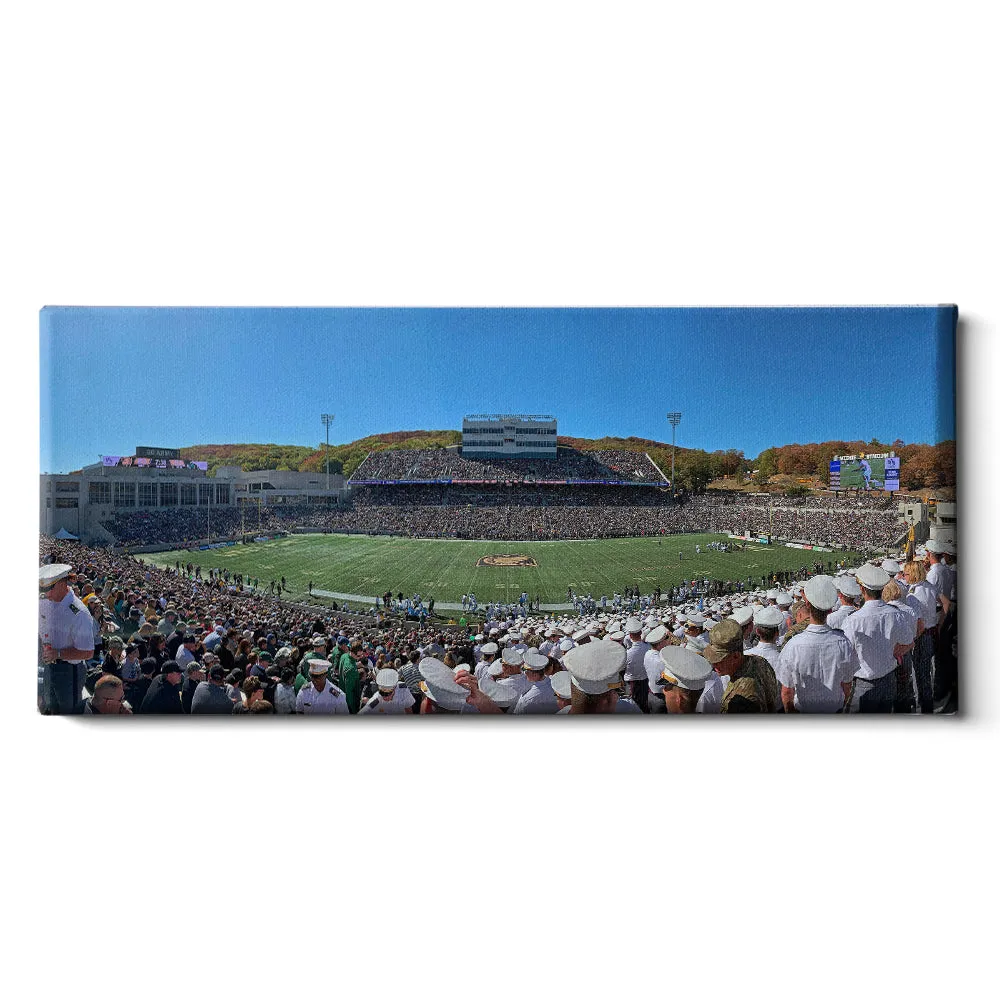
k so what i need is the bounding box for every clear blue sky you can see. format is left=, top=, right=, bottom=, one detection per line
left=39, top=306, right=955, bottom=473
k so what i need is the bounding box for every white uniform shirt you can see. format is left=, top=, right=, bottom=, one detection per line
left=624, top=640, right=650, bottom=682
left=38, top=591, right=95, bottom=663
left=295, top=679, right=350, bottom=714
left=826, top=603, right=855, bottom=630
left=841, top=600, right=911, bottom=681
left=498, top=673, right=532, bottom=700
left=904, top=581, right=936, bottom=630
left=685, top=633, right=708, bottom=651
left=925, top=561, right=951, bottom=603
left=754, top=640, right=781, bottom=675
left=512, top=677, right=558, bottom=715
left=474, top=659, right=497, bottom=682
left=696, top=672, right=727, bottom=713
left=888, top=601, right=918, bottom=646
left=644, top=646, right=667, bottom=695
left=774, top=624, right=859, bottom=712
left=359, top=685, right=415, bottom=714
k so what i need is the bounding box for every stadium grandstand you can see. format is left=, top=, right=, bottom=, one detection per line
left=40, top=432, right=916, bottom=553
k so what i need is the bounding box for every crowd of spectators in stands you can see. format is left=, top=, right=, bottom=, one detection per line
left=93, top=449, right=906, bottom=553
left=350, top=448, right=664, bottom=482
left=97, top=488, right=903, bottom=551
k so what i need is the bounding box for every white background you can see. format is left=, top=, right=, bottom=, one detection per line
left=3, top=3, right=996, bottom=999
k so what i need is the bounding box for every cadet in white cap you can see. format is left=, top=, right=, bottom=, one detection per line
left=553, top=637, right=575, bottom=660
left=418, top=658, right=475, bottom=714
left=728, top=605, right=757, bottom=651
left=477, top=674, right=520, bottom=711
left=840, top=565, right=913, bottom=713
left=881, top=577, right=919, bottom=712
left=512, top=652, right=558, bottom=715
left=474, top=641, right=500, bottom=682
left=358, top=668, right=414, bottom=714
left=751, top=606, right=784, bottom=674
left=563, top=641, right=626, bottom=714
left=550, top=670, right=572, bottom=713
left=774, top=576, right=859, bottom=713
left=496, top=647, right=531, bottom=701
left=295, top=660, right=350, bottom=715
left=682, top=614, right=708, bottom=651
left=38, top=564, right=94, bottom=714
left=623, top=617, right=650, bottom=713
left=827, top=575, right=861, bottom=630
left=658, top=645, right=714, bottom=713
left=640, top=624, right=673, bottom=714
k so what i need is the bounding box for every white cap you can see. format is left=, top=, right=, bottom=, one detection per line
left=606, top=631, right=625, bottom=642
left=753, top=606, right=784, bottom=627
left=501, top=648, right=524, bottom=667
left=478, top=675, right=520, bottom=709
left=856, top=564, right=891, bottom=590
left=659, top=646, right=714, bottom=691
left=803, top=575, right=839, bottom=612
left=729, top=606, right=754, bottom=627
left=480, top=642, right=499, bottom=656
left=775, top=591, right=793, bottom=607
left=562, top=641, right=626, bottom=696
left=624, top=617, right=642, bottom=634
left=308, top=658, right=332, bottom=676
left=418, top=657, right=470, bottom=712
left=550, top=670, right=572, bottom=700
left=375, top=668, right=400, bottom=690
left=572, top=629, right=590, bottom=642
left=645, top=624, right=669, bottom=645
left=925, top=538, right=945, bottom=554
left=881, top=559, right=901, bottom=574
left=835, top=576, right=861, bottom=597
left=523, top=652, right=548, bottom=671
left=39, top=564, right=74, bottom=589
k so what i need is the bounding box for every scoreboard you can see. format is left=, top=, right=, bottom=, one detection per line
left=830, top=453, right=900, bottom=491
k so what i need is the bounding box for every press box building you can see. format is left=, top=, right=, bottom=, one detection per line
left=461, top=414, right=558, bottom=459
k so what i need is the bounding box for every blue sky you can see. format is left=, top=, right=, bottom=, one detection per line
left=39, top=306, right=955, bottom=473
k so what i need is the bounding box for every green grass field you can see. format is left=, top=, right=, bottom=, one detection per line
left=144, top=532, right=859, bottom=607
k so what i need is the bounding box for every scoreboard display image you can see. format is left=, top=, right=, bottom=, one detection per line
left=829, top=454, right=900, bottom=491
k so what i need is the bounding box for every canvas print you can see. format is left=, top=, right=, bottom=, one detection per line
left=38, top=306, right=957, bottom=716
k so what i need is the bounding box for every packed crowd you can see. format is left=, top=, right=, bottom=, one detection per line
left=94, top=477, right=904, bottom=554
left=350, top=448, right=664, bottom=482
left=288, top=488, right=902, bottom=549
left=37, top=533, right=958, bottom=716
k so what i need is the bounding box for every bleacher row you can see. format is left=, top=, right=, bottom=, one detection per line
left=349, top=448, right=665, bottom=482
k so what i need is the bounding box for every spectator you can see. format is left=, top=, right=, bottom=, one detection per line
left=139, top=660, right=184, bottom=714
left=190, top=662, right=238, bottom=715
left=83, top=674, right=133, bottom=715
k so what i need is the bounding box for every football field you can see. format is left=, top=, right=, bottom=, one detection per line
left=144, top=532, right=858, bottom=607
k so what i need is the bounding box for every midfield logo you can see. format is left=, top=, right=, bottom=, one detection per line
left=476, top=554, right=538, bottom=568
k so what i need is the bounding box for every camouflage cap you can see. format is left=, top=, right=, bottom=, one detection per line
left=701, top=619, right=744, bottom=665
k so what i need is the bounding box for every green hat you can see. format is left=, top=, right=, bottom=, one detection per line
left=701, top=619, right=744, bottom=664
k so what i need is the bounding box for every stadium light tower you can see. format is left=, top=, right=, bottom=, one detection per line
left=667, top=412, right=682, bottom=496
left=321, top=413, right=335, bottom=491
